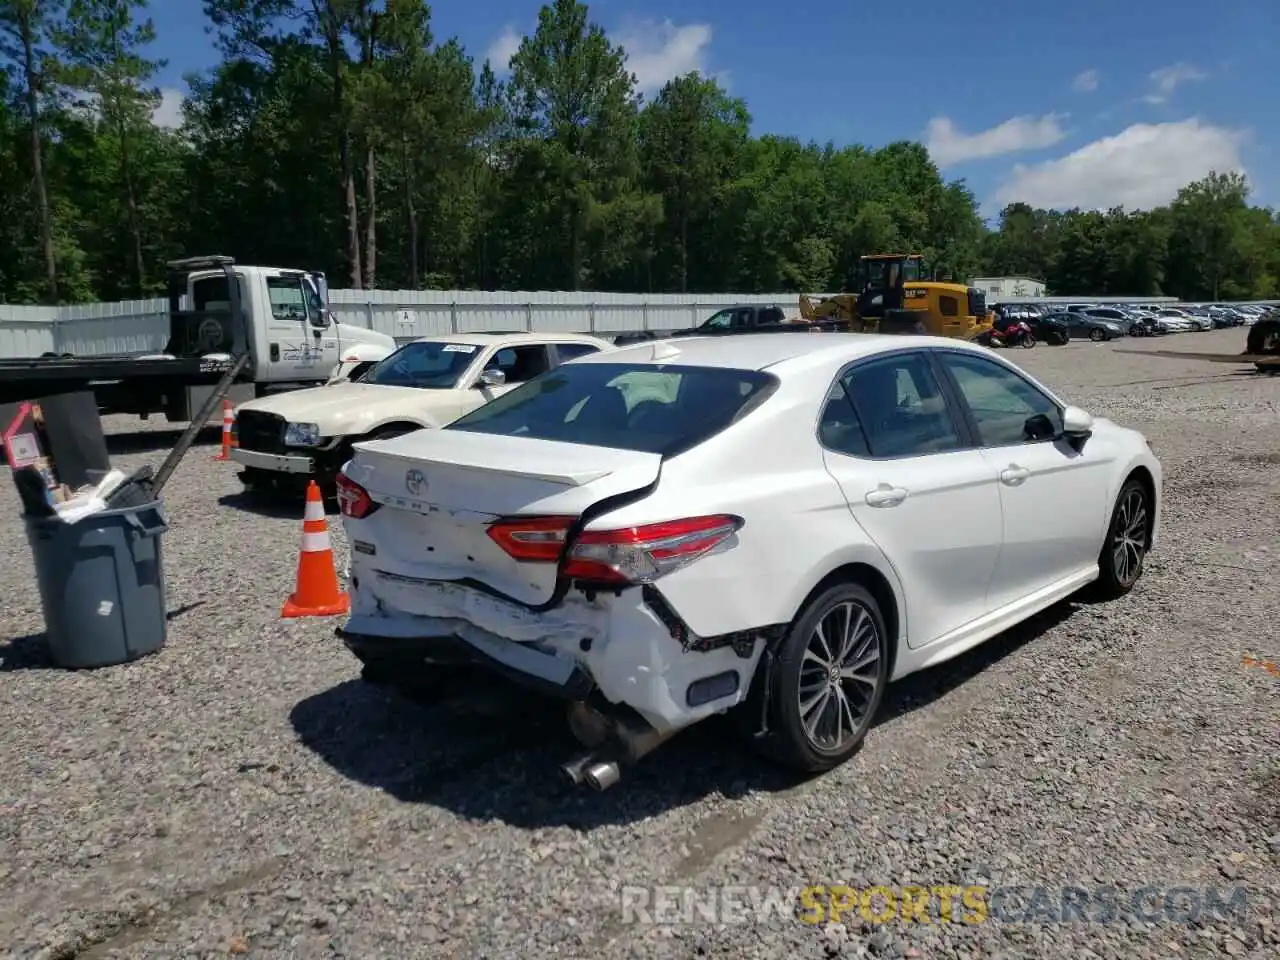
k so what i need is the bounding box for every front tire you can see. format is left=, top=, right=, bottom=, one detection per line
left=1085, top=478, right=1151, bottom=601
left=1089, top=328, right=1105, bottom=342
left=751, top=582, right=890, bottom=773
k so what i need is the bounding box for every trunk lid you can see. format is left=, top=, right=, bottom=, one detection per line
left=344, top=429, right=662, bottom=606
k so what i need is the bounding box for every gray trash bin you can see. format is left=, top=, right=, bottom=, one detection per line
left=24, top=501, right=169, bottom=669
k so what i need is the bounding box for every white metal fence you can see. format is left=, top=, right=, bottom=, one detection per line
left=0, top=288, right=1190, bottom=360
left=0, top=290, right=835, bottom=359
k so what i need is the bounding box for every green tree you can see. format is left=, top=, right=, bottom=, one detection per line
left=505, top=0, right=652, bottom=290
left=0, top=0, right=63, bottom=301
left=57, top=0, right=166, bottom=295
left=1167, top=171, right=1250, bottom=300
left=639, top=72, right=749, bottom=292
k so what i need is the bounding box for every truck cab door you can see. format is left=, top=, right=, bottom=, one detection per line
left=303, top=274, right=341, bottom=373
left=263, top=273, right=336, bottom=382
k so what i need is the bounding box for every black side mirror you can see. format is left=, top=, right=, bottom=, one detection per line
left=1023, top=413, right=1057, bottom=442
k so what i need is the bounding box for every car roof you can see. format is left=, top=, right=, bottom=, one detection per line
left=410, top=332, right=611, bottom=347
left=571, top=332, right=1001, bottom=374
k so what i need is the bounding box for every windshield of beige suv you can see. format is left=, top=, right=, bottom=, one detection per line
left=361, top=341, right=480, bottom=388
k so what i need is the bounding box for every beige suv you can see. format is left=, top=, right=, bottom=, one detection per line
left=230, top=332, right=614, bottom=495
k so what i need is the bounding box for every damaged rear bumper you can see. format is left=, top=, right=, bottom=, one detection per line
left=340, top=574, right=772, bottom=733
left=338, top=620, right=595, bottom=701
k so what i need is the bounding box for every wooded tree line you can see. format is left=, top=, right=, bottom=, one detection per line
left=2, top=0, right=1277, bottom=305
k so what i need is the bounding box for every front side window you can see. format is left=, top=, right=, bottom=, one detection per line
left=938, top=352, right=1063, bottom=447
left=484, top=345, right=552, bottom=384
left=841, top=352, right=962, bottom=457
left=362, top=341, right=480, bottom=389
left=266, top=277, right=310, bottom=322
left=702, top=310, right=734, bottom=330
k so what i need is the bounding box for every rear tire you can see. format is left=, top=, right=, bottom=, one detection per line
left=1082, top=478, right=1151, bottom=601
left=750, top=582, right=890, bottom=773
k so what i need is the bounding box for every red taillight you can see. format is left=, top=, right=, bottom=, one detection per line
left=486, top=516, right=575, bottom=561
left=486, top=514, right=743, bottom=585
left=335, top=471, right=378, bottom=519
left=566, top=515, right=743, bottom=585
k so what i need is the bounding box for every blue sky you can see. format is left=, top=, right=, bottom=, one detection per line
left=150, top=0, right=1277, bottom=217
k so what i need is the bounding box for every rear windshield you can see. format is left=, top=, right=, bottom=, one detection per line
left=445, top=362, right=777, bottom=455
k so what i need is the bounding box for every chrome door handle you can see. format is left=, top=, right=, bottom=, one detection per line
left=865, top=485, right=907, bottom=507
left=1000, top=465, right=1030, bottom=485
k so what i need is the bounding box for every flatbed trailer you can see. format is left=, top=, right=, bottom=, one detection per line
left=0, top=254, right=399, bottom=420
left=0, top=354, right=237, bottom=406
left=1112, top=348, right=1280, bottom=373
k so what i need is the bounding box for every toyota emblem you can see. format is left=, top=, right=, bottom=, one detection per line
left=405, top=469, right=426, bottom=495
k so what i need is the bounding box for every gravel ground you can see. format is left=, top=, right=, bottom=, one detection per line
left=1, top=328, right=1277, bottom=959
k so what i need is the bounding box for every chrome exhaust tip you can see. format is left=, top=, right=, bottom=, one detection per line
left=561, top=754, right=595, bottom=785
left=583, top=760, right=621, bottom=791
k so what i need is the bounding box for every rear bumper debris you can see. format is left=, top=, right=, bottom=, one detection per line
left=338, top=624, right=595, bottom=701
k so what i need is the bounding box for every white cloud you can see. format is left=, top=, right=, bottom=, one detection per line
left=991, top=118, right=1247, bottom=211
left=924, top=114, right=1068, bottom=167
left=1072, top=69, right=1099, bottom=93
left=483, top=18, right=715, bottom=93
left=614, top=18, right=712, bottom=93
left=485, top=25, right=522, bottom=74
left=1143, top=62, right=1207, bottom=104
left=151, top=87, right=184, bottom=128
left=66, top=86, right=185, bottom=129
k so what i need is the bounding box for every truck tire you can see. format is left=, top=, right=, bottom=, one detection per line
left=1246, top=318, right=1280, bottom=356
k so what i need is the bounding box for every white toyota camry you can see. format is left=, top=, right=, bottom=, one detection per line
left=334, top=334, right=1161, bottom=790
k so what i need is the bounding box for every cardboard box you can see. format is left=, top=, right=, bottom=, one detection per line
left=2, top=401, right=73, bottom=503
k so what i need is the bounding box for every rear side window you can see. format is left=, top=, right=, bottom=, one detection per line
left=446, top=362, right=777, bottom=456
left=554, top=343, right=601, bottom=362
left=817, top=382, right=871, bottom=457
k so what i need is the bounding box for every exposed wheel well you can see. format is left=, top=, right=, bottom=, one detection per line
left=795, top=563, right=901, bottom=675
left=1124, top=466, right=1157, bottom=539
left=365, top=421, right=425, bottom=439
left=346, top=360, right=377, bottom=380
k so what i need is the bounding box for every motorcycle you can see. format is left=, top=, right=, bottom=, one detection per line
left=982, top=320, right=1036, bottom=349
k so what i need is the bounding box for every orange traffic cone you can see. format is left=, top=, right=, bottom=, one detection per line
left=211, top=399, right=235, bottom=461
left=281, top=481, right=350, bottom=618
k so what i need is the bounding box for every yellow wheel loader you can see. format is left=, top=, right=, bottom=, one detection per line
left=799, top=254, right=994, bottom=340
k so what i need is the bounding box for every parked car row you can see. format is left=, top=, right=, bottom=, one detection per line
left=991, top=300, right=1274, bottom=343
